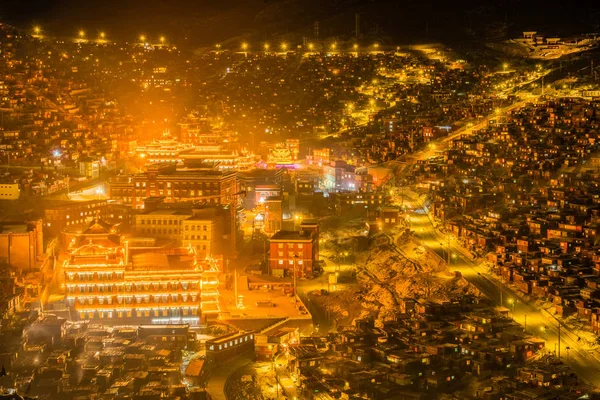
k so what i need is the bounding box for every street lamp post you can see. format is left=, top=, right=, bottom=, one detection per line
left=293, top=254, right=299, bottom=306
left=272, top=355, right=279, bottom=398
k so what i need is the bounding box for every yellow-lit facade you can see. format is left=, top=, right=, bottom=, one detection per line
left=63, top=219, right=220, bottom=325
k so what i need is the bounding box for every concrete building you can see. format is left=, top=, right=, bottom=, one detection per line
left=206, top=331, right=255, bottom=365
left=135, top=205, right=226, bottom=257
left=0, top=183, right=20, bottom=200
left=108, top=163, right=238, bottom=210
left=0, top=220, right=43, bottom=272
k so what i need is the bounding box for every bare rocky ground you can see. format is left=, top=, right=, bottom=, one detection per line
left=311, top=229, right=480, bottom=328
left=226, top=362, right=279, bottom=400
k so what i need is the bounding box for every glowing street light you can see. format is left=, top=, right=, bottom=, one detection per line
left=33, top=26, right=41, bottom=35
left=330, top=43, right=337, bottom=51
left=308, top=43, right=314, bottom=51
left=503, top=63, right=508, bottom=71
left=139, top=34, right=146, bottom=42
left=78, top=30, right=86, bottom=38
left=280, top=43, right=288, bottom=52
left=99, top=31, right=106, bottom=40
left=159, top=36, right=166, bottom=44
left=373, top=43, right=379, bottom=49
left=508, top=298, right=515, bottom=311
left=241, top=42, right=248, bottom=51
left=216, top=43, right=221, bottom=50
left=264, top=43, right=270, bottom=51
left=353, top=43, right=358, bottom=51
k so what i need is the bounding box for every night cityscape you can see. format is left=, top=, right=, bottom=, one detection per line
left=1, top=1, right=600, bottom=399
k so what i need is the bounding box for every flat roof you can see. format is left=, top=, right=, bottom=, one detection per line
left=140, top=209, right=192, bottom=216
left=270, top=230, right=313, bottom=241
left=206, top=331, right=253, bottom=344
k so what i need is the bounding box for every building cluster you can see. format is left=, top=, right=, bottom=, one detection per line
left=422, top=98, right=600, bottom=333
left=0, top=313, right=215, bottom=399
left=261, top=298, right=587, bottom=399
left=0, top=21, right=194, bottom=198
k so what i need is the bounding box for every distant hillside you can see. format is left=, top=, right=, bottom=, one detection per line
left=1, top=0, right=599, bottom=47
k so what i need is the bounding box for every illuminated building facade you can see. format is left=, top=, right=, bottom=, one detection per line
left=179, top=148, right=257, bottom=172
left=135, top=130, right=193, bottom=165
left=0, top=220, right=44, bottom=272
left=267, top=142, right=296, bottom=168
left=264, top=197, right=283, bottom=234
left=286, top=139, right=300, bottom=161
left=108, top=164, right=238, bottom=209
left=305, top=148, right=330, bottom=167
left=268, top=221, right=319, bottom=277
left=179, top=116, right=233, bottom=146
left=255, top=185, right=281, bottom=204
left=135, top=206, right=226, bottom=256
left=323, top=160, right=357, bottom=191
left=63, top=218, right=221, bottom=325
left=0, top=183, right=21, bottom=200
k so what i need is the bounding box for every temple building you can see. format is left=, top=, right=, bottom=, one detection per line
left=62, top=218, right=220, bottom=325
left=135, top=130, right=194, bottom=165
left=267, top=142, right=296, bottom=169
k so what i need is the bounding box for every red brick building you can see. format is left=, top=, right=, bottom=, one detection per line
left=268, top=221, right=319, bottom=277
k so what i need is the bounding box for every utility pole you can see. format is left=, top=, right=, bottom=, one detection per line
left=541, top=75, right=544, bottom=96
left=400, top=184, right=404, bottom=207
left=558, top=321, right=561, bottom=359
left=226, top=259, right=230, bottom=290
left=524, top=314, right=527, bottom=332
left=234, top=268, right=238, bottom=307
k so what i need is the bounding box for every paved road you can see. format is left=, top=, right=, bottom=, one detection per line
left=297, top=279, right=332, bottom=334
left=276, top=367, right=298, bottom=399
left=409, top=211, right=600, bottom=387
left=418, top=97, right=539, bottom=160
left=205, top=356, right=252, bottom=400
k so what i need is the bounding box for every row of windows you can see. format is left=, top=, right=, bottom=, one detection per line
left=67, top=281, right=198, bottom=291
left=140, top=219, right=183, bottom=225
left=134, top=181, right=220, bottom=189
left=208, top=334, right=253, bottom=351
left=278, top=252, right=305, bottom=258
left=71, top=293, right=198, bottom=305
left=67, top=272, right=123, bottom=281
left=184, top=235, right=208, bottom=241
left=78, top=307, right=198, bottom=319
left=276, top=243, right=304, bottom=249
left=133, top=189, right=218, bottom=197
left=138, top=227, right=180, bottom=235
left=276, top=259, right=304, bottom=265
left=185, top=225, right=209, bottom=231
